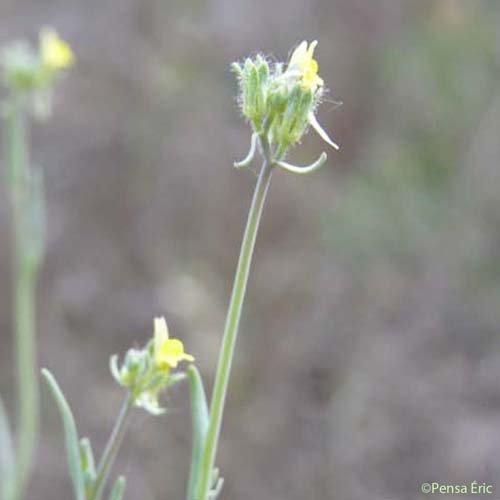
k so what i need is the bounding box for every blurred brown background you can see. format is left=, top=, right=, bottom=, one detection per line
left=1, top=0, right=500, bottom=499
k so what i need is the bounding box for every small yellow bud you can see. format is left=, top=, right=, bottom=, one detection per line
left=40, top=28, right=75, bottom=70
left=288, top=40, right=323, bottom=91
left=154, top=317, right=195, bottom=372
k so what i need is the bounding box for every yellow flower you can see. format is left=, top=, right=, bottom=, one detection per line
left=40, top=28, right=75, bottom=70
left=288, top=40, right=324, bottom=91
left=154, top=317, right=194, bottom=371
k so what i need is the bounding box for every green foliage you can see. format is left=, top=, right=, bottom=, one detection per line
left=42, top=369, right=85, bottom=500
left=326, top=9, right=500, bottom=274
left=79, top=438, right=97, bottom=498
left=232, top=41, right=337, bottom=161
left=186, top=366, right=209, bottom=500
left=108, top=476, right=126, bottom=500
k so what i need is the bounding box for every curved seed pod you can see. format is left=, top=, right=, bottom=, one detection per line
left=276, top=152, right=328, bottom=175
left=234, top=133, right=258, bottom=168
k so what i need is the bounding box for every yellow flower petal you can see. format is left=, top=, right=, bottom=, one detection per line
left=157, top=338, right=195, bottom=369
left=289, top=41, right=308, bottom=68
left=40, top=28, right=75, bottom=70
left=307, top=40, right=318, bottom=59
left=153, top=317, right=194, bottom=371
left=288, top=40, right=323, bottom=91
left=154, top=317, right=169, bottom=344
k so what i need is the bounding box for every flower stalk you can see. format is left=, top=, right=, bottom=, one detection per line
left=197, top=133, right=274, bottom=500
left=195, top=40, right=338, bottom=500
left=89, top=395, right=133, bottom=500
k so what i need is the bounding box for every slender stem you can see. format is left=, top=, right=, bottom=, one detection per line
left=197, top=136, right=274, bottom=500
left=4, top=97, right=40, bottom=500
left=11, top=260, right=37, bottom=500
left=91, top=395, right=133, bottom=500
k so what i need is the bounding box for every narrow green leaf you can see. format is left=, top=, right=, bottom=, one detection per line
left=0, top=394, right=15, bottom=500
left=41, top=369, right=85, bottom=500
left=186, top=365, right=209, bottom=500
left=80, top=437, right=97, bottom=497
left=108, top=475, right=126, bottom=500
left=79, top=437, right=96, bottom=477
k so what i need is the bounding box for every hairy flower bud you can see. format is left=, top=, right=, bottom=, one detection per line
left=233, top=55, right=270, bottom=130
left=233, top=40, right=339, bottom=160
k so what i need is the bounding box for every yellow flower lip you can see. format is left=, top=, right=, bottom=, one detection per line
left=40, top=27, right=75, bottom=70
left=288, top=40, right=324, bottom=91
left=154, top=317, right=195, bottom=371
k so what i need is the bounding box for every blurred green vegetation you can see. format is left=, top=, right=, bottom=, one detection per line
left=327, top=5, right=500, bottom=271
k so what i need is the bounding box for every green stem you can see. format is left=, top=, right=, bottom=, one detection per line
left=197, top=135, right=274, bottom=500
left=4, top=96, right=40, bottom=500
left=91, top=395, right=133, bottom=500
left=11, top=261, right=37, bottom=500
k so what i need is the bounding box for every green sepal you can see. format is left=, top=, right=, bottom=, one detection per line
left=230, top=62, right=243, bottom=78
left=242, top=59, right=254, bottom=118
left=247, top=64, right=260, bottom=120
left=41, top=369, right=85, bottom=500
left=256, top=55, right=269, bottom=85
left=295, top=90, right=314, bottom=135
left=280, top=85, right=302, bottom=137
left=254, top=56, right=268, bottom=121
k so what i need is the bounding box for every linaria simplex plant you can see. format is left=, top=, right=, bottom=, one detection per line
left=1, top=36, right=338, bottom=500
left=0, top=27, right=74, bottom=500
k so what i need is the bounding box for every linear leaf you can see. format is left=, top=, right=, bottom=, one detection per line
left=186, top=365, right=209, bottom=500
left=108, top=475, right=126, bottom=500
left=42, top=369, right=85, bottom=500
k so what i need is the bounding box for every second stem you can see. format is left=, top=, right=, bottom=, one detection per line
left=91, top=394, right=133, bottom=500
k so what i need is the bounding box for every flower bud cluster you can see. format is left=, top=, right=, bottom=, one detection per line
left=1, top=28, right=74, bottom=118
left=232, top=41, right=337, bottom=158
